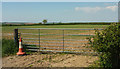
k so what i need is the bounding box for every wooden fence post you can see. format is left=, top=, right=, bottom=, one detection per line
left=14, top=29, right=19, bottom=47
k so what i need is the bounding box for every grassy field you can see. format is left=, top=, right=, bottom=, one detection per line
left=2, top=24, right=109, bottom=33
left=2, top=24, right=110, bottom=53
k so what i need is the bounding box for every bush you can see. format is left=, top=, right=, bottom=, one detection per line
left=2, top=39, right=18, bottom=57
left=88, top=23, right=120, bottom=68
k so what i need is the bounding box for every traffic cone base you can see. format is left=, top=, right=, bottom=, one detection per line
left=17, top=48, right=25, bottom=55
left=17, top=52, right=25, bottom=55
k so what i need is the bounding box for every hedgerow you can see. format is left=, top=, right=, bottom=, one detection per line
left=88, top=23, right=120, bottom=68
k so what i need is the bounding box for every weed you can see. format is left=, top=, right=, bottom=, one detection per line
left=28, top=64, right=33, bottom=67
left=2, top=39, right=18, bottom=57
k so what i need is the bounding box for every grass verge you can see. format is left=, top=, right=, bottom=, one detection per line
left=2, top=39, right=34, bottom=57
left=2, top=39, right=18, bottom=57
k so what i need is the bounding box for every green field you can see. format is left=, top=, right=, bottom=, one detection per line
left=2, top=24, right=109, bottom=40
left=2, top=24, right=109, bottom=33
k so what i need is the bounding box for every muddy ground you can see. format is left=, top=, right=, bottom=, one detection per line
left=2, top=53, right=98, bottom=67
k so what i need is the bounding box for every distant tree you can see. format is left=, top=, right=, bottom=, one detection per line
left=42, top=19, right=47, bottom=24
left=53, top=22, right=54, bottom=24
left=38, top=22, right=42, bottom=25
left=59, top=22, right=62, bottom=24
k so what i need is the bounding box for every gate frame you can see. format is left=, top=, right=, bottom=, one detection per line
left=14, top=28, right=103, bottom=54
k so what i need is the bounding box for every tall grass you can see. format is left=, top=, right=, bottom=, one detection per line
left=2, top=39, right=18, bottom=57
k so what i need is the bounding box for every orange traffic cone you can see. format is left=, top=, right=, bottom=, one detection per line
left=17, top=37, right=25, bottom=56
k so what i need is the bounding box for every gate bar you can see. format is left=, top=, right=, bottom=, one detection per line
left=18, top=28, right=103, bottom=30
left=22, top=38, right=88, bottom=41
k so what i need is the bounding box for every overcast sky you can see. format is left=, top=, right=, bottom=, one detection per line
left=2, top=2, right=118, bottom=23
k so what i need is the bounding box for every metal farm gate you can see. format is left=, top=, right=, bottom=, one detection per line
left=14, top=28, right=103, bottom=54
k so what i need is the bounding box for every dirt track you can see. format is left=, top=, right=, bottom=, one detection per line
left=2, top=53, right=98, bottom=67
